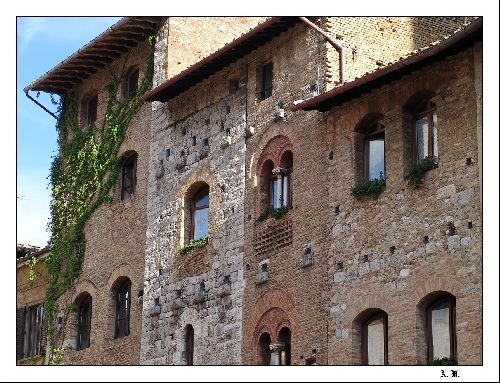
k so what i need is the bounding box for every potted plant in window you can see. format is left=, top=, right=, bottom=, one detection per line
left=404, top=157, right=434, bottom=188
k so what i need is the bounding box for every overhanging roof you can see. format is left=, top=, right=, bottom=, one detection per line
left=292, top=17, right=482, bottom=112
left=24, top=17, right=163, bottom=94
left=142, top=17, right=300, bottom=103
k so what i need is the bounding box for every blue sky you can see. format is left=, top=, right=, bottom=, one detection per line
left=17, top=17, right=121, bottom=246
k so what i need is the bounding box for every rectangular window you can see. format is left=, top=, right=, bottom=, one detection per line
left=415, top=117, right=429, bottom=164
left=21, top=303, right=44, bottom=359
left=193, top=208, right=209, bottom=240
left=365, top=137, right=385, bottom=180
left=87, top=95, right=98, bottom=125
left=260, top=63, right=273, bottom=101
left=367, top=317, right=385, bottom=365
left=431, top=302, right=451, bottom=359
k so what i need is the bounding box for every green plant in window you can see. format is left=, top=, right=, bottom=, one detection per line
left=179, top=237, right=208, bottom=254
left=351, top=173, right=386, bottom=199
left=256, top=206, right=289, bottom=221
left=428, top=357, right=457, bottom=366
left=404, top=157, right=434, bottom=188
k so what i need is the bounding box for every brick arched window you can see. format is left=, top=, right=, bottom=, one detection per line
left=77, top=293, right=92, bottom=350
left=277, top=327, right=292, bottom=365
left=361, top=310, right=388, bottom=365
left=258, top=332, right=271, bottom=365
left=354, top=113, right=385, bottom=182
left=121, top=152, right=137, bottom=201
left=114, top=277, right=131, bottom=339
left=191, top=184, right=209, bottom=240
left=426, top=293, right=456, bottom=363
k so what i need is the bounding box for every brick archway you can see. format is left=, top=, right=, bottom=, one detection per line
left=243, top=288, right=295, bottom=365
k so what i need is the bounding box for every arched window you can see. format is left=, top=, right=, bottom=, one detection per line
left=125, top=68, right=139, bottom=98
left=191, top=184, right=209, bottom=240
left=355, top=113, right=385, bottom=181
left=185, top=324, right=194, bottom=365
left=114, top=278, right=131, bottom=339
left=362, top=310, right=388, bottom=365
left=86, top=94, right=98, bottom=126
left=258, top=332, right=271, bottom=365
left=268, top=152, right=293, bottom=209
left=426, top=294, right=456, bottom=363
left=121, top=152, right=137, bottom=201
left=77, top=293, right=92, bottom=350
left=413, top=98, right=438, bottom=164
left=277, top=327, right=292, bottom=365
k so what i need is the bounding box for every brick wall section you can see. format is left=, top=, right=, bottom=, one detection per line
left=321, top=48, right=481, bottom=365
left=324, top=17, right=473, bottom=87
left=165, top=17, right=268, bottom=79
left=54, top=40, right=153, bottom=365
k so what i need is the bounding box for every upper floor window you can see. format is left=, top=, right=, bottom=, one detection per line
left=270, top=151, right=293, bottom=209
left=362, top=310, right=388, bottom=365
left=121, top=152, right=137, bottom=201
left=258, top=62, right=273, bottom=101
left=114, top=277, right=131, bottom=339
left=20, top=303, right=44, bottom=359
left=426, top=294, right=456, bottom=363
left=412, top=98, right=438, bottom=165
left=191, top=185, right=209, bottom=240
left=184, top=324, right=194, bottom=365
left=355, top=114, right=385, bottom=181
left=125, top=68, right=139, bottom=98
left=86, top=94, right=98, bottom=126
left=77, top=294, right=92, bottom=350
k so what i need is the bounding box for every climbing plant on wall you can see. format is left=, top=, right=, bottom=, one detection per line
left=43, top=38, right=155, bottom=353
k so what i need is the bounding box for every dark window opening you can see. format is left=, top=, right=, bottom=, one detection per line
left=362, top=311, right=388, bottom=365
left=87, top=94, right=98, bottom=126
left=258, top=332, right=271, bottom=365
left=277, top=327, right=292, bottom=365
left=191, top=185, right=209, bottom=240
left=185, top=324, right=194, bottom=365
left=127, top=68, right=139, bottom=98
left=114, top=278, right=131, bottom=339
left=121, top=152, right=137, bottom=201
left=259, top=63, right=273, bottom=101
left=77, top=294, right=92, bottom=350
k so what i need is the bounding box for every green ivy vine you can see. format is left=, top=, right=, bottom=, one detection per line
left=43, top=37, right=156, bottom=349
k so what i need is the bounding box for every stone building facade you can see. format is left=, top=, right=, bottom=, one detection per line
left=23, top=16, right=482, bottom=365
left=141, top=16, right=482, bottom=365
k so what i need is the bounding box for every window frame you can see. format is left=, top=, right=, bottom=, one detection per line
left=77, top=294, right=92, bottom=351
left=362, top=311, right=388, bottom=365
left=412, top=99, right=438, bottom=165
left=190, top=185, right=209, bottom=241
left=121, top=153, right=137, bottom=201
left=363, top=122, right=386, bottom=181
left=426, top=295, right=457, bottom=363
left=114, top=279, right=131, bottom=339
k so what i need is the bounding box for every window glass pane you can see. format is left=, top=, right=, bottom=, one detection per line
left=431, top=301, right=450, bottom=359
left=368, top=138, right=385, bottom=180
left=272, top=178, right=279, bottom=208
left=194, top=208, right=209, bottom=239
left=195, top=193, right=209, bottom=208
left=416, top=117, right=429, bottom=163
left=282, top=175, right=288, bottom=207
left=367, top=317, right=385, bottom=365
left=432, top=113, right=438, bottom=161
